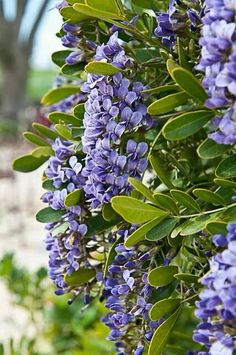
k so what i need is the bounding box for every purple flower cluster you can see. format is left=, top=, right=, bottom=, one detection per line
left=197, top=0, right=236, bottom=145
left=193, top=223, right=236, bottom=354
left=154, top=0, right=202, bottom=47
left=81, top=32, right=152, bottom=208
left=101, top=227, right=160, bottom=355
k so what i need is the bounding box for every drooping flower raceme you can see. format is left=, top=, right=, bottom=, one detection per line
left=197, top=0, right=236, bottom=145
left=193, top=223, right=236, bottom=354
left=81, top=32, right=152, bottom=208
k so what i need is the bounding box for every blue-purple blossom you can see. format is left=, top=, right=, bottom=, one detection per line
left=193, top=223, right=236, bottom=354
left=81, top=32, right=152, bottom=208
left=197, top=0, right=236, bottom=145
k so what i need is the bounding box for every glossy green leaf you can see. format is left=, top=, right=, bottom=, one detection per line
left=166, top=59, right=179, bottom=77
left=86, top=0, right=123, bottom=14
left=147, top=91, right=189, bottom=115
left=23, top=132, right=49, bottom=146
left=221, top=205, right=236, bottom=223
left=193, top=188, right=224, bottom=205
left=206, top=221, right=227, bottom=235
left=51, top=222, right=69, bottom=237
left=54, top=124, right=74, bottom=141
left=49, top=112, right=82, bottom=126
left=111, top=196, right=167, bottom=224
left=153, top=193, right=179, bottom=215
left=146, top=218, right=178, bottom=241
left=214, top=178, right=236, bottom=188
left=163, top=110, right=214, bottom=141
left=86, top=213, right=121, bottom=236
left=65, top=267, right=96, bottom=286
left=148, top=307, right=182, bottom=355
left=31, top=146, right=53, bottom=158
left=197, top=138, right=229, bottom=159
left=125, top=215, right=168, bottom=248
left=74, top=103, right=85, bottom=119
left=71, top=127, right=84, bottom=138
left=179, top=213, right=219, bottom=236
left=73, top=3, right=124, bottom=20
left=149, top=298, right=181, bottom=321
left=12, top=154, right=48, bottom=173
left=52, top=50, right=72, bottom=67
left=142, top=84, right=179, bottom=95
left=102, top=203, right=119, bottom=221
left=85, top=61, right=122, bottom=75
left=60, top=5, right=90, bottom=22
left=171, top=67, right=207, bottom=103
left=150, top=155, right=175, bottom=189
left=42, top=179, right=57, bottom=191
left=64, top=189, right=83, bottom=207
left=216, top=155, right=236, bottom=178
left=128, top=177, right=157, bottom=205
left=170, top=190, right=200, bottom=212
left=61, top=62, right=85, bottom=76
left=32, top=123, right=58, bottom=140
left=148, top=265, right=178, bottom=287
left=41, top=86, right=81, bottom=106
left=174, top=273, right=199, bottom=283
left=36, top=207, right=65, bottom=223
left=104, top=236, right=123, bottom=276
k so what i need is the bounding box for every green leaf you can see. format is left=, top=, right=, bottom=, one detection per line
left=49, top=112, right=82, bottom=126
left=206, top=221, right=227, bottom=235
left=150, top=155, right=175, bottom=189
left=171, top=67, right=208, bottom=103
left=166, top=59, right=179, bottom=77
left=12, top=154, right=48, bottom=173
left=148, top=265, right=178, bottom=287
left=216, top=155, right=236, bottom=178
left=54, top=124, right=74, bottom=141
left=149, top=298, right=181, bottom=321
left=104, top=236, right=123, bottom=276
left=179, top=213, right=219, bottom=236
left=128, top=177, right=157, bottom=205
left=177, top=38, right=191, bottom=70
left=174, top=273, right=199, bottom=283
left=85, top=61, right=122, bottom=75
left=111, top=196, right=168, bottom=224
left=86, top=213, right=121, bottom=236
left=42, top=179, right=57, bottom=191
left=51, top=222, right=70, bottom=237
left=142, top=84, right=179, bottom=95
left=163, top=110, right=214, bottom=141
left=31, top=146, right=53, bottom=158
left=65, top=267, right=96, bottom=286
left=214, top=178, right=236, bottom=188
left=60, top=5, right=90, bottom=22
left=170, top=190, right=200, bottom=212
left=36, top=207, right=65, bottom=223
left=52, top=50, right=72, bottom=67
left=147, top=91, right=189, bottom=115
left=23, top=132, right=49, bottom=146
left=86, top=0, right=123, bottom=14
left=74, top=103, right=85, bottom=119
left=221, top=205, right=236, bottom=223
left=197, top=138, right=229, bottom=159
left=102, top=203, right=119, bottom=221
left=146, top=218, right=178, bottom=241
left=71, top=127, right=84, bottom=138
left=153, top=193, right=179, bottom=215
left=73, top=3, right=124, bottom=20
left=32, top=123, right=58, bottom=140
left=193, top=188, right=225, bottom=205
left=61, top=62, right=85, bottom=75
left=148, top=307, right=182, bottom=355
left=41, top=86, right=81, bottom=106
left=124, top=215, right=168, bottom=248
left=64, top=189, right=83, bottom=207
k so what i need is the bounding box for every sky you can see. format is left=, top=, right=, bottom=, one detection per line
left=4, top=0, right=64, bottom=69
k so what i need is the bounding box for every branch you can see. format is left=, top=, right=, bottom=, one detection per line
left=15, top=0, right=28, bottom=34
left=26, top=0, right=48, bottom=54
left=0, top=0, right=5, bottom=20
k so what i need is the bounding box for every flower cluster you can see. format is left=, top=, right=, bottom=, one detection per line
left=101, top=227, right=160, bottom=355
left=81, top=32, right=152, bottom=208
left=193, top=223, right=236, bottom=354
left=154, top=0, right=202, bottom=47
left=197, top=0, right=236, bottom=145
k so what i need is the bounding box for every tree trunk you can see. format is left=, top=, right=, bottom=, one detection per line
left=0, top=46, right=28, bottom=121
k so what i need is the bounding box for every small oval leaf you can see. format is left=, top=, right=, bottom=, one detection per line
left=41, top=86, right=80, bottom=106
left=12, top=154, right=48, bottom=173
left=146, top=218, right=178, bottom=241
left=64, top=189, right=83, bottom=207
left=65, top=267, right=96, bottom=286
left=85, top=61, right=122, bottom=75
left=148, top=265, right=178, bottom=287
left=36, top=207, right=65, bottom=223
left=197, top=138, right=229, bottom=159
left=147, top=91, right=189, bottom=115
left=216, top=155, right=236, bottom=178
left=149, top=298, right=181, bottom=321
left=193, top=188, right=225, bottom=205
left=170, top=190, right=200, bottom=212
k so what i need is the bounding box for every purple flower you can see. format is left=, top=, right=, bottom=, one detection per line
left=197, top=1, right=236, bottom=145
left=193, top=223, right=236, bottom=354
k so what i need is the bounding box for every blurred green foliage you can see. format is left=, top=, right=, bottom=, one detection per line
left=0, top=253, right=115, bottom=355
left=27, top=69, right=57, bottom=101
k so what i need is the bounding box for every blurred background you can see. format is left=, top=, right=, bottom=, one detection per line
left=0, top=1, right=113, bottom=354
